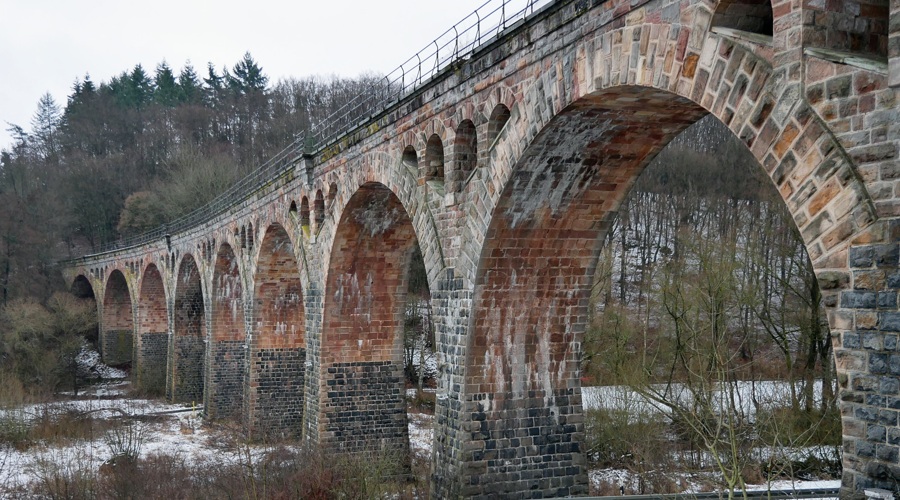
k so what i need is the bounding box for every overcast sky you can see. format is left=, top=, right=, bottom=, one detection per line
left=0, top=0, right=514, bottom=149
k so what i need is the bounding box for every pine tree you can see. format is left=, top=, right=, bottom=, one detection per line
left=29, top=93, right=62, bottom=162
left=154, top=61, right=179, bottom=107
left=177, top=62, right=203, bottom=105
left=229, top=52, right=268, bottom=95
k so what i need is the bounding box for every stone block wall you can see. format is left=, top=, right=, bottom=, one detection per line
left=208, top=340, right=245, bottom=419
left=321, top=361, right=409, bottom=454
left=101, top=329, right=133, bottom=367
left=249, top=347, right=306, bottom=438
left=834, top=235, right=900, bottom=490
left=173, top=334, right=204, bottom=404
left=137, top=331, right=167, bottom=394
left=802, top=0, right=890, bottom=56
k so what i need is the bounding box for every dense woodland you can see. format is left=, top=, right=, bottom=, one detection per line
left=0, top=54, right=381, bottom=305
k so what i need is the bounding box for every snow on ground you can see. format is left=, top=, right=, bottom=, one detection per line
left=583, top=380, right=827, bottom=417
left=590, top=468, right=840, bottom=497
left=1, top=384, right=840, bottom=495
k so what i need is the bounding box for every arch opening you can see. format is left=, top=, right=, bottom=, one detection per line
left=102, top=270, right=133, bottom=367
left=452, top=119, right=477, bottom=193
left=300, top=196, right=311, bottom=235
left=711, top=0, right=773, bottom=38
left=250, top=223, right=305, bottom=437
left=424, top=134, right=445, bottom=187
left=71, top=275, right=99, bottom=346
left=171, top=254, right=205, bottom=403
left=321, top=182, right=419, bottom=458
left=314, top=190, right=326, bottom=229
left=137, top=264, right=167, bottom=394
left=465, top=87, right=741, bottom=495
left=402, top=145, right=419, bottom=174
left=208, top=243, right=246, bottom=420
left=483, top=104, right=511, bottom=166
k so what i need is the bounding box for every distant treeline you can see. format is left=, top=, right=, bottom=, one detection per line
left=0, top=54, right=381, bottom=302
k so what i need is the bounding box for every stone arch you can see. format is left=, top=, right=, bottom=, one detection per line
left=447, top=23, right=884, bottom=495
left=207, top=242, right=246, bottom=420
left=248, top=222, right=306, bottom=437
left=320, top=151, right=446, bottom=291
left=136, top=263, right=167, bottom=394
left=319, top=181, right=420, bottom=456
left=711, top=0, right=773, bottom=37
left=327, top=182, right=338, bottom=210
left=299, top=196, right=311, bottom=235
left=170, top=254, right=205, bottom=404
left=101, top=269, right=133, bottom=367
left=402, top=145, right=419, bottom=177
left=314, top=189, right=326, bottom=230
left=71, top=274, right=99, bottom=347
left=424, top=133, right=445, bottom=187
left=484, top=103, right=511, bottom=157
left=72, top=274, right=96, bottom=299
left=451, top=119, right=477, bottom=193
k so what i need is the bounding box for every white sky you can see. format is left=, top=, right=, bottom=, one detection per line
left=0, top=0, right=502, bottom=149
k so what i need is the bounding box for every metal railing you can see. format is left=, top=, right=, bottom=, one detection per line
left=81, top=0, right=554, bottom=259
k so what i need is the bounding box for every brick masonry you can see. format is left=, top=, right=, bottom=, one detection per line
left=169, top=255, right=205, bottom=404
left=64, top=0, right=899, bottom=496
left=137, top=332, right=167, bottom=394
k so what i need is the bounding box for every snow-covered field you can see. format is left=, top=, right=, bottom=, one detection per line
left=0, top=381, right=840, bottom=496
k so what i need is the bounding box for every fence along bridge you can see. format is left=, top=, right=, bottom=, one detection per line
left=64, top=0, right=900, bottom=496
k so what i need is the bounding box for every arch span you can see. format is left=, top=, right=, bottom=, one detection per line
left=169, top=254, right=205, bottom=403
left=102, top=270, right=133, bottom=366
left=319, top=182, right=419, bottom=455
left=248, top=223, right=306, bottom=437
left=137, top=264, right=167, bottom=394
left=207, top=243, right=246, bottom=420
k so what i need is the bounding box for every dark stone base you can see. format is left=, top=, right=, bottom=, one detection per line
left=137, top=331, right=167, bottom=394
left=207, top=340, right=246, bottom=420
left=321, top=360, right=409, bottom=455
left=457, top=388, right=589, bottom=498
left=248, top=347, right=306, bottom=439
left=102, top=329, right=133, bottom=366
left=170, top=335, right=204, bottom=403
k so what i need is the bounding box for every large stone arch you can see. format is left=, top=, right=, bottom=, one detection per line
left=70, top=274, right=100, bottom=349
left=247, top=222, right=307, bottom=437
left=101, top=269, right=134, bottom=367
left=169, top=253, right=205, bottom=404
left=319, top=151, right=445, bottom=289
left=317, top=181, right=423, bottom=456
left=136, top=263, right=168, bottom=394
left=206, top=242, right=246, bottom=420
left=433, top=19, right=891, bottom=497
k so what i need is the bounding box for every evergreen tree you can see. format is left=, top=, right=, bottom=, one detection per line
left=154, top=61, right=179, bottom=107
left=229, top=52, right=268, bottom=95
left=177, top=62, right=203, bottom=105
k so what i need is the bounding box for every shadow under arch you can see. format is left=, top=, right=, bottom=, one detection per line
left=169, top=254, right=205, bottom=404
left=102, top=269, right=134, bottom=367
left=207, top=242, right=246, bottom=420
left=71, top=274, right=99, bottom=347
left=137, top=263, right=167, bottom=394
left=319, top=181, right=422, bottom=457
left=460, top=85, right=844, bottom=496
left=248, top=222, right=306, bottom=438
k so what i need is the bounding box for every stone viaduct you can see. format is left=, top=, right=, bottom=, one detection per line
left=63, top=0, right=899, bottom=496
